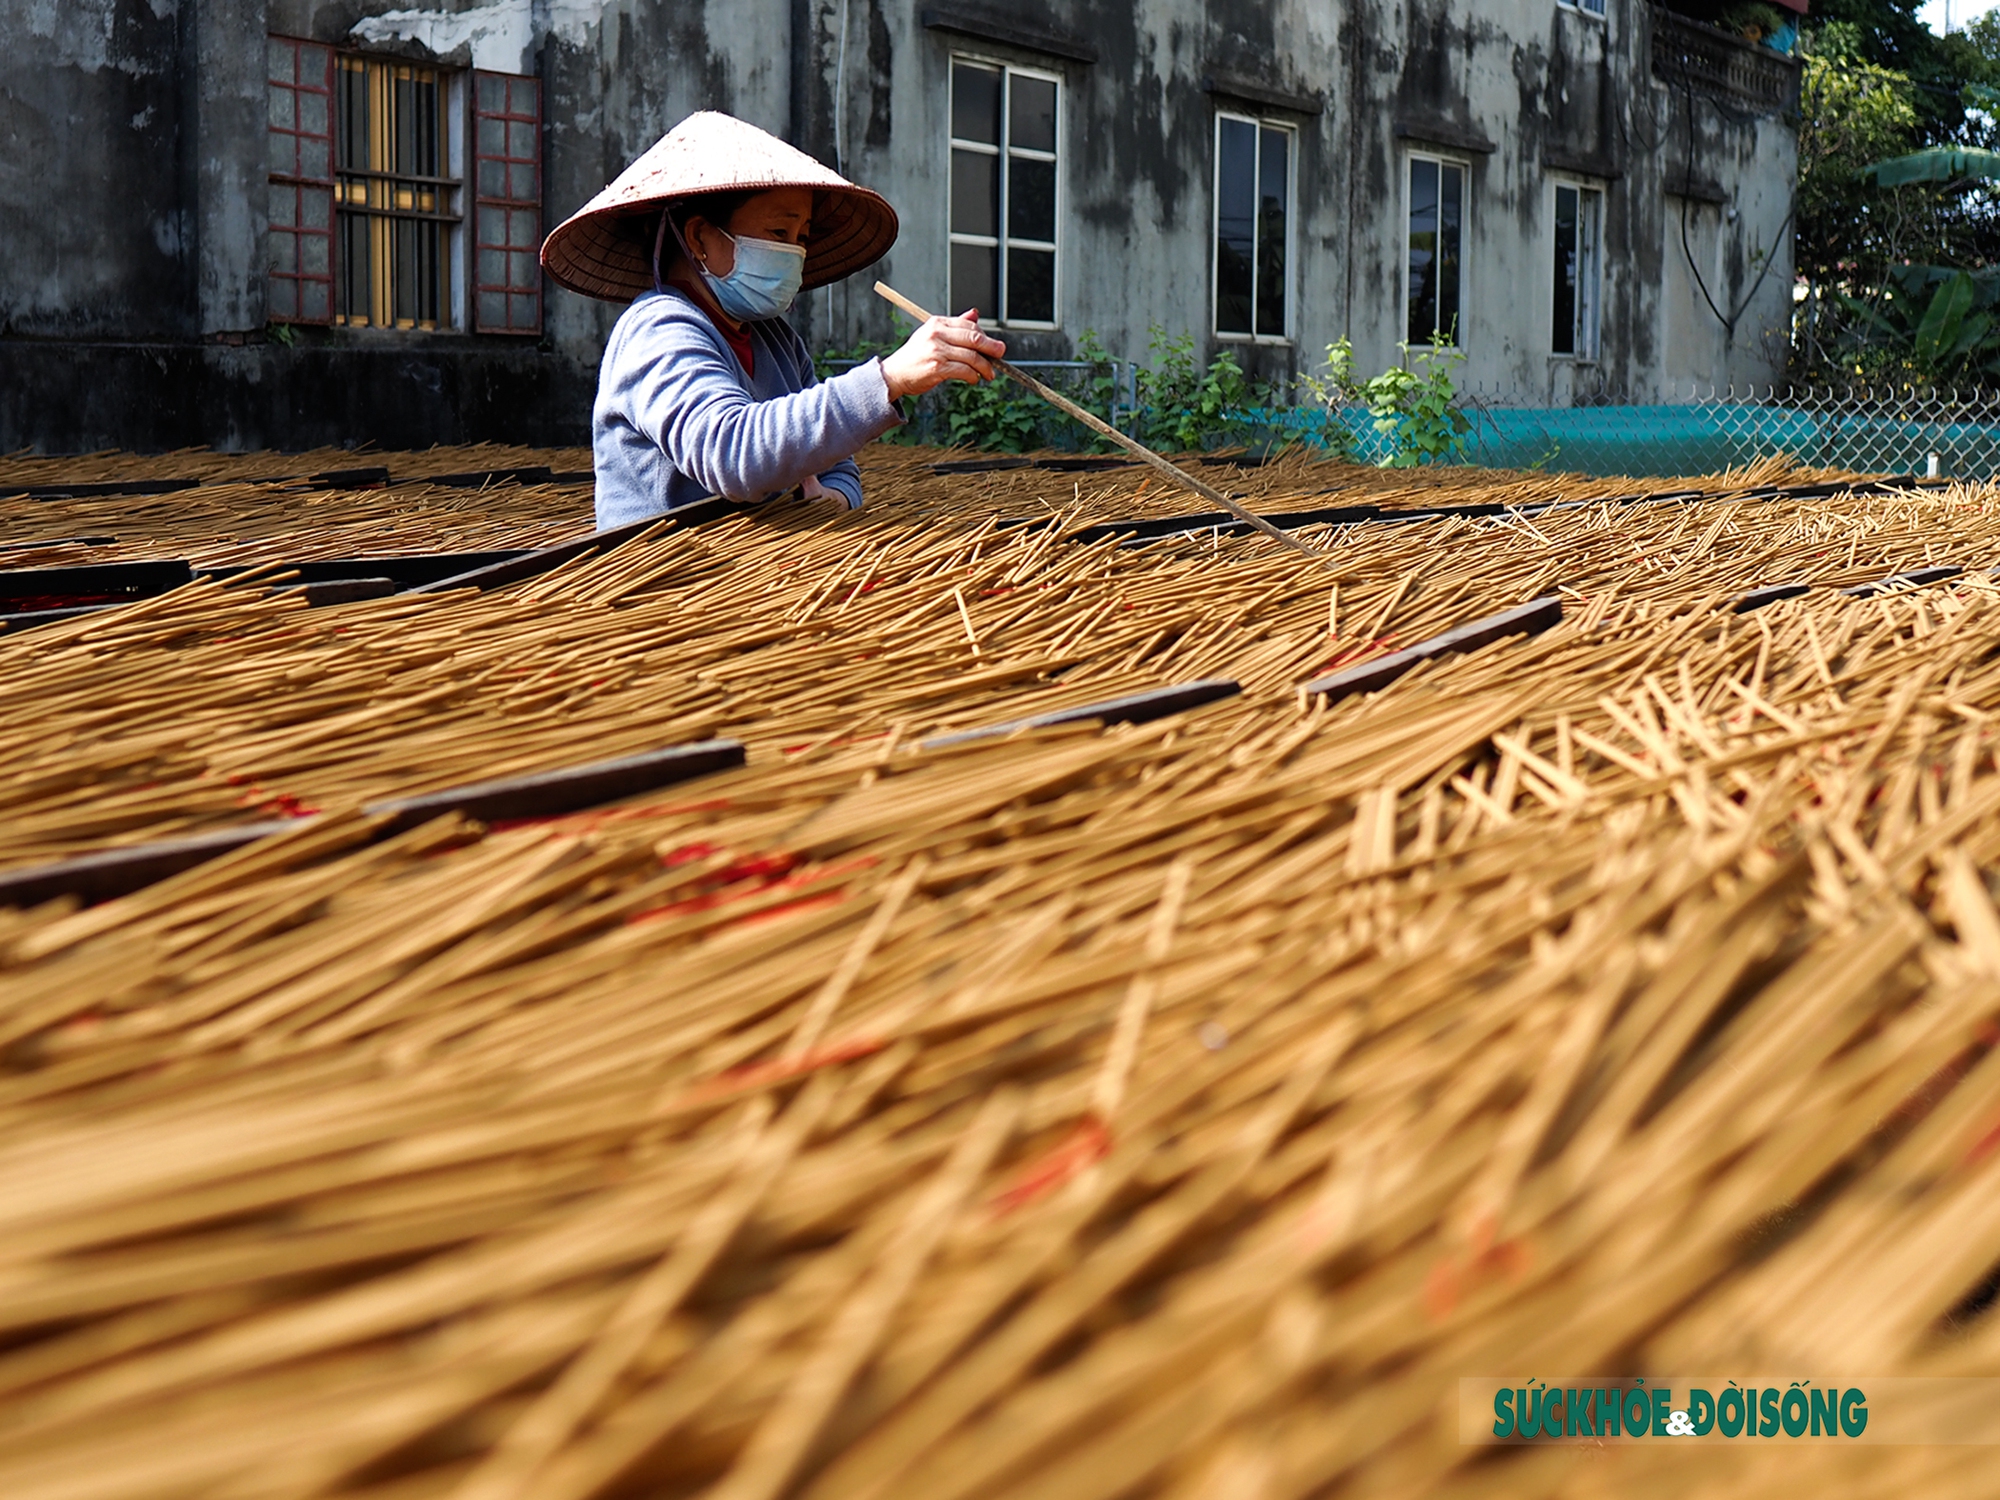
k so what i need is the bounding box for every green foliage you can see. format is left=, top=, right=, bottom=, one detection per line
left=267, top=323, right=300, bottom=348
left=1134, top=328, right=1256, bottom=452
left=1863, top=146, right=2000, bottom=187
left=940, top=373, right=1045, bottom=452
left=1297, top=335, right=1471, bottom=468
left=1833, top=263, right=2000, bottom=380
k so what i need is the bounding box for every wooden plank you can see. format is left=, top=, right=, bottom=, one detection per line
left=1303, top=596, right=1563, bottom=703
left=0, top=822, right=300, bottom=909
left=364, top=740, right=748, bottom=833
left=921, top=681, right=1242, bottom=750
left=1840, top=565, right=1964, bottom=598
left=0, top=741, right=748, bottom=907
left=0, top=604, right=120, bottom=633
left=0, top=559, right=193, bottom=604
left=297, top=579, right=401, bottom=608
left=409, top=503, right=736, bottom=595
left=1731, top=583, right=1811, bottom=613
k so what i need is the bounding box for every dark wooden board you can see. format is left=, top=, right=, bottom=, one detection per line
left=1840, top=565, right=1965, bottom=598
left=364, top=739, right=748, bottom=832
left=923, top=680, right=1242, bottom=749
left=0, top=558, right=193, bottom=607
left=0, top=821, right=301, bottom=909
left=1304, top=596, right=1563, bottom=703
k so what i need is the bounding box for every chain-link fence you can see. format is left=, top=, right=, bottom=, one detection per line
left=831, top=353, right=2000, bottom=481
left=1299, top=385, right=2000, bottom=480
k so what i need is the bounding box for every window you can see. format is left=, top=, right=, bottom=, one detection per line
left=948, top=60, right=1059, bottom=327
left=265, top=37, right=540, bottom=335
left=473, top=72, right=543, bottom=334
left=335, top=54, right=453, bottom=329
left=1552, top=183, right=1602, bottom=359
left=1406, top=155, right=1465, bottom=346
left=267, top=37, right=335, bottom=325
left=1214, top=114, right=1291, bottom=339
left=1561, top=0, right=1607, bottom=15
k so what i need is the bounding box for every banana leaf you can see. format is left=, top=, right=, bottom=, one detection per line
left=1862, top=147, right=2000, bottom=186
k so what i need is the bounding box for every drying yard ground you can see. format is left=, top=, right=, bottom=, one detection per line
left=3, top=443, right=2000, bottom=1497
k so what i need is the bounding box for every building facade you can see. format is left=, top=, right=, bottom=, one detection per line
left=0, top=0, right=1800, bottom=452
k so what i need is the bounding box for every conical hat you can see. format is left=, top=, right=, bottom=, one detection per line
left=541, top=112, right=899, bottom=302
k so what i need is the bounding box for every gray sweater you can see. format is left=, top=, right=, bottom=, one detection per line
left=591, top=287, right=901, bottom=528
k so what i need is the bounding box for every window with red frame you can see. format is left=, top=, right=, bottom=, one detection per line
left=265, top=39, right=542, bottom=336
left=473, top=71, right=542, bottom=335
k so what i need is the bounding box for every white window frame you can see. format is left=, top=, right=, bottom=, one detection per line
left=947, top=55, right=1062, bottom=330
left=1552, top=181, right=1603, bottom=361
left=1210, top=111, right=1297, bottom=344
left=1559, top=0, right=1608, bottom=18
left=1403, top=150, right=1469, bottom=349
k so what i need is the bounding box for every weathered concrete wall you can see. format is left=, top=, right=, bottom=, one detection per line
left=0, top=0, right=193, bottom=340
left=0, top=0, right=1796, bottom=451
left=1277, top=0, right=1794, bottom=402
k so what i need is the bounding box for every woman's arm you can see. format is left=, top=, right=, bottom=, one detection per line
left=613, top=307, right=899, bottom=501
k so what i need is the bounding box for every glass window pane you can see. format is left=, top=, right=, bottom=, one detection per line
left=478, top=160, right=506, bottom=198
left=1007, top=247, right=1054, bottom=323
left=302, top=281, right=329, bottom=321
left=1256, top=126, right=1288, bottom=337
left=952, top=63, right=1002, bottom=144
left=268, top=39, right=293, bottom=84
left=951, top=147, right=998, bottom=237
left=479, top=290, right=507, bottom=327
left=269, top=183, right=296, bottom=228
left=1577, top=190, right=1601, bottom=359
left=299, top=89, right=327, bottom=137
left=511, top=293, right=537, bottom=329
left=509, top=162, right=537, bottom=201
left=301, top=232, right=329, bottom=275
left=1009, top=75, right=1056, bottom=152
left=268, top=226, right=295, bottom=274
left=268, top=276, right=298, bottom=320
left=1553, top=186, right=1578, bottom=355
left=1407, top=158, right=1438, bottom=344
left=511, top=250, right=537, bottom=289
left=1008, top=157, right=1056, bottom=242
left=478, top=115, right=505, bottom=158
left=951, top=241, right=997, bottom=317
left=337, top=64, right=366, bottom=169
left=269, top=84, right=295, bottom=131
left=478, top=73, right=506, bottom=113
left=1436, top=165, right=1462, bottom=345
left=1215, top=118, right=1256, bottom=335
left=508, top=120, right=535, bottom=159
left=302, top=186, right=331, bottom=230
left=478, top=246, right=507, bottom=287
left=299, top=139, right=329, bottom=181
left=510, top=78, right=535, bottom=116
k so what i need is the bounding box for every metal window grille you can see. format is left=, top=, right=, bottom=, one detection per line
left=266, top=36, right=335, bottom=325
left=948, top=60, right=1060, bottom=328
left=1213, top=114, right=1292, bottom=340
left=334, top=55, right=454, bottom=330
left=473, top=70, right=542, bottom=336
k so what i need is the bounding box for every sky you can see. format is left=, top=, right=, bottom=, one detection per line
left=1921, top=0, right=2000, bottom=32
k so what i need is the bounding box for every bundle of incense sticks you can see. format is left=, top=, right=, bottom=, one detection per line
left=2, top=446, right=2000, bottom=1499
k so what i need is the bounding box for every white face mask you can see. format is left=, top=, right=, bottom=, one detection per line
left=699, top=230, right=807, bottom=320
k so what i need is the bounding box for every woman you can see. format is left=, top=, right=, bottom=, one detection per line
left=541, top=111, right=1006, bottom=527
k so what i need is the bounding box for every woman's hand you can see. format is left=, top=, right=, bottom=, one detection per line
left=879, top=312, right=1007, bottom=401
